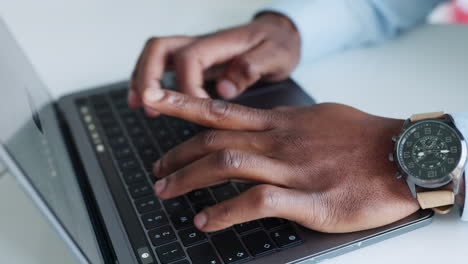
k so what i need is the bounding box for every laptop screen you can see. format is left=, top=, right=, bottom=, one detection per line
left=0, top=20, right=102, bottom=263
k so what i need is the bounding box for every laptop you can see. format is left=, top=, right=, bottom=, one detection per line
left=0, top=19, right=433, bottom=264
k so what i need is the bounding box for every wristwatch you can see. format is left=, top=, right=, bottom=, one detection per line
left=390, top=112, right=467, bottom=214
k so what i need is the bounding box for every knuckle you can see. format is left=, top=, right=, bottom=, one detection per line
left=236, top=57, right=260, bottom=82
left=199, top=130, right=220, bottom=149
left=216, top=149, right=243, bottom=170
left=252, top=185, right=280, bottom=212
left=212, top=203, right=233, bottom=222
left=206, top=100, right=230, bottom=121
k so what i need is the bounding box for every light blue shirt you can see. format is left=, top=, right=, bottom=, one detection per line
left=268, top=0, right=468, bottom=220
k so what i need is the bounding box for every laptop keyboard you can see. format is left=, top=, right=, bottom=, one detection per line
left=78, top=88, right=302, bottom=264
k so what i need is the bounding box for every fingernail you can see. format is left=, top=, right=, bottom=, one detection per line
left=194, top=212, right=207, bottom=229
left=217, top=79, right=238, bottom=98
left=154, top=178, right=166, bottom=195
left=144, top=88, right=165, bottom=103
left=153, top=160, right=161, bottom=177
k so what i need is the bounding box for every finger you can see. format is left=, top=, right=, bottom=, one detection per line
left=154, top=149, right=290, bottom=199
left=216, top=41, right=290, bottom=99
left=193, top=185, right=309, bottom=232
left=134, top=36, right=195, bottom=111
left=173, top=25, right=264, bottom=98
left=142, top=89, right=278, bottom=130
left=154, top=129, right=270, bottom=178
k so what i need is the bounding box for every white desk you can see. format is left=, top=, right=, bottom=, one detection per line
left=0, top=0, right=467, bottom=263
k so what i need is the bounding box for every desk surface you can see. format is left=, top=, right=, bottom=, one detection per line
left=0, top=0, right=467, bottom=263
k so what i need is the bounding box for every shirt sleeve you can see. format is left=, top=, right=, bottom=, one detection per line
left=265, top=0, right=447, bottom=63
left=452, top=113, right=468, bottom=221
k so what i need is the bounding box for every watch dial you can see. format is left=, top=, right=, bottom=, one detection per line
left=397, top=120, right=462, bottom=180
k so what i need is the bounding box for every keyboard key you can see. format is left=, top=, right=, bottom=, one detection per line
left=113, top=146, right=133, bottom=160
left=122, top=169, right=146, bottom=185
left=187, top=243, right=221, bottom=264
left=171, top=213, right=194, bottom=230
left=148, top=225, right=176, bottom=246
left=178, top=227, right=207, bottom=247
left=261, top=218, right=287, bottom=230
left=235, top=182, right=256, bottom=193
left=109, top=135, right=128, bottom=147
left=187, top=189, right=213, bottom=204
left=211, top=230, right=250, bottom=264
left=121, top=112, right=140, bottom=127
left=132, top=135, right=153, bottom=148
left=270, top=226, right=302, bottom=248
left=129, top=183, right=153, bottom=199
left=141, top=210, right=168, bottom=230
left=192, top=199, right=216, bottom=213
left=118, top=158, right=139, bottom=171
left=234, top=221, right=260, bottom=234
left=242, top=231, right=276, bottom=257
left=172, top=260, right=189, bottom=264
left=103, top=125, right=123, bottom=137
left=211, top=184, right=238, bottom=202
left=159, top=137, right=179, bottom=153
left=135, top=196, right=160, bottom=214
left=163, top=197, right=191, bottom=215
left=127, top=124, right=145, bottom=137
left=155, top=242, right=185, bottom=264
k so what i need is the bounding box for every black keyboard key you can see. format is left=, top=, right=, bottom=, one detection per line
left=172, top=260, right=189, bottom=264
left=113, top=146, right=133, bottom=160
left=211, top=184, right=238, bottom=202
left=127, top=124, right=145, bottom=137
left=141, top=210, right=168, bottom=230
left=261, top=218, right=287, bottom=230
left=242, top=231, right=276, bottom=257
left=155, top=242, right=185, bottom=264
left=118, top=158, right=140, bottom=172
left=234, top=221, right=260, bottom=234
left=132, top=135, right=153, bottom=148
left=192, top=199, right=216, bottom=213
left=159, top=137, right=179, bottom=153
left=187, top=243, right=221, bottom=264
left=103, top=125, right=123, bottom=137
left=187, top=189, right=213, bottom=204
left=163, top=197, right=191, bottom=215
left=211, top=230, right=250, bottom=264
left=178, top=227, right=207, bottom=247
left=135, top=196, right=161, bottom=214
left=270, top=226, right=302, bottom=248
left=122, top=169, right=146, bottom=185
left=170, top=213, right=194, bottom=230
left=148, top=225, right=177, bottom=246
left=235, top=182, right=256, bottom=193
left=129, top=183, right=153, bottom=199
left=121, top=112, right=140, bottom=127
left=109, top=135, right=128, bottom=148
left=138, top=147, right=160, bottom=164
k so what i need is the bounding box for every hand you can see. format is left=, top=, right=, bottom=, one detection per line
left=145, top=89, right=420, bottom=233
left=128, top=12, right=300, bottom=116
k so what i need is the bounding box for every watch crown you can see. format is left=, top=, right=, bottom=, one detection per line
left=388, top=153, right=394, bottom=162
left=392, top=136, right=399, bottom=142
left=395, top=172, right=403, bottom=179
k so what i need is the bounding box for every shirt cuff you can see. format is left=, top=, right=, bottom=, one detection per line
left=452, top=113, right=468, bottom=221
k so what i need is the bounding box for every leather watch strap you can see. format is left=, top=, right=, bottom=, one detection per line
left=410, top=112, right=445, bottom=122
left=416, top=190, right=454, bottom=214
left=409, top=111, right=456, bottom=214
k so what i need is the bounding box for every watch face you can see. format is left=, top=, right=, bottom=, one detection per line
left=397, top=120, right=462, bottom=181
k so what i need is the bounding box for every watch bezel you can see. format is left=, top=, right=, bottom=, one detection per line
left=395, top=119, right=467, bottom=189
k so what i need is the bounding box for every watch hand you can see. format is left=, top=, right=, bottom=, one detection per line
left=417, top=152, right=425, bottom=157
left=440, top=150, right=450, bottom=154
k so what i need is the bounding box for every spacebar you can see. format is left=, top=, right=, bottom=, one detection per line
left=95, top=147, right=156, bottom=264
